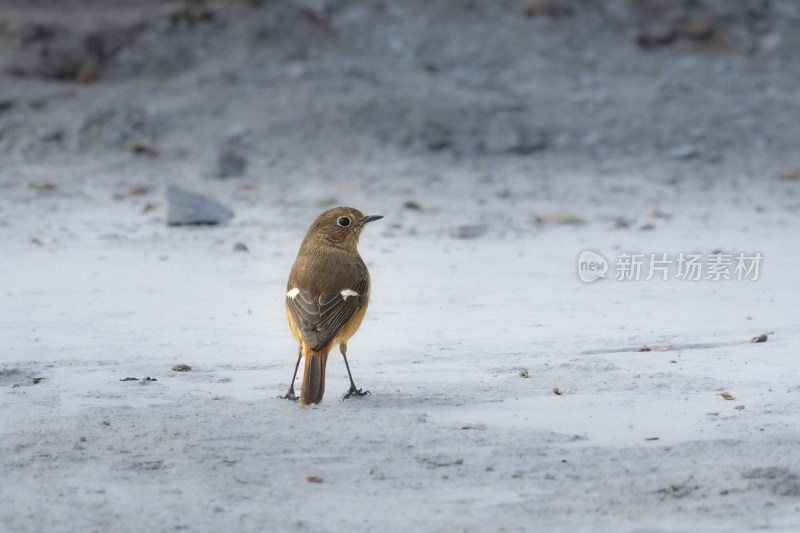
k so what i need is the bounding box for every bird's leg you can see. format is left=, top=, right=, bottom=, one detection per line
left=340, top=342, right=370, bottom=400
left=280, top=343, right=303, bottom=401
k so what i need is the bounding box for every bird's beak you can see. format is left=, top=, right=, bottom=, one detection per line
left=362, top=215, right=383, bottom=224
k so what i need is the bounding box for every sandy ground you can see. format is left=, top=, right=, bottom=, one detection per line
left=2, top=1, right=800, bottom=532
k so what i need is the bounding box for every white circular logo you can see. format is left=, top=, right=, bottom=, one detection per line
left=576, top=249, right=608, bottom=283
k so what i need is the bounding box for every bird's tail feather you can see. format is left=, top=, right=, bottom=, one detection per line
left=301, top=344, right=328, bottom=405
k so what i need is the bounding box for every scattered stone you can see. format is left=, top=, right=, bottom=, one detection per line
left=233, top=242, right=249, bottom=252
left=751, top=333, right=769, bottom=343
left=639, top=345, right=652, bottom=352
left=404, top=201, right=422, bottom=211
left=142, top=201, right=159, bottom=213
left=172, top=364, right=192, bottom=372
left=449, top=225, right=487, bottom=239
left=29, top=182, right=56, bottom=191
left=553, top=387, right=563, bottom=395
left=128, top=186, right=150, bottom=196
left=131, top=142, right=158, bottom=157
left=519, top=370, right=529, bottom=378
left=716, top=392, right=735, bottom=400
left=307, top=476, right=326, bottom=483
left=533, top=212, right=587, bottom=226
left=120, top=377, right=139, bottom=381
left=28, top=236, right=43, bottom=246
left=166, top=185, right=234, bottom=226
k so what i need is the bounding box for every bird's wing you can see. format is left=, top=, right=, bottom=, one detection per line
left=287, top=277, right=368, bottom=350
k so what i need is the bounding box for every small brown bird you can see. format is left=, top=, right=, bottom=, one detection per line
left=282, top=207, right=382, bottom=405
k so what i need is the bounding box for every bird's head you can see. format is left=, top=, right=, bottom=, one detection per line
left=303, top=206, right=382, bottom=251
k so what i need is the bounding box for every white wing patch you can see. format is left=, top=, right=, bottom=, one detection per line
left=286, top=288, right=300, bottom=299
left=340, top=289, right=359, bottom=300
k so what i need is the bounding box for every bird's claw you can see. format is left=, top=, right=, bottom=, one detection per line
left=280, top=389, right=299, bottom=401
left=343, top=387, right=370, bottom=401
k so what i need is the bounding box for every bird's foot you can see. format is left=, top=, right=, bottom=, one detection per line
left=280, top=388, right=299, bottom=401
left=343, top=386, right=370, bottom=401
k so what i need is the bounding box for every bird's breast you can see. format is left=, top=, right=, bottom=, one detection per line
left=288, top=248, right=368, bottom=296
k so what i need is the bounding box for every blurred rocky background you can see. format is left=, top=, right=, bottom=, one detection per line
left=1, top=0, right=798, bottom=176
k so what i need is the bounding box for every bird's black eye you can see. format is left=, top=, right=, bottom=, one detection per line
left=337, top=217, right=351, bottom=227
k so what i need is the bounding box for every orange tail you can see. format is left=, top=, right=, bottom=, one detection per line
left=301, top=343, right=330, bottom=405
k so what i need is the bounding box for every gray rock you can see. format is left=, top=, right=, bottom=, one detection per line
left=166, top=185, right=234, bottom=226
